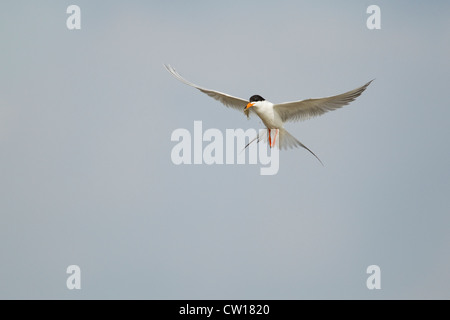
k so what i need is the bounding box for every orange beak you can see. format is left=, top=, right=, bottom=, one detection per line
left=245, top=102, right=254, bottom=110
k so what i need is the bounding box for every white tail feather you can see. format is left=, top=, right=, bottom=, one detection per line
left=245, top=128, right=323, bottom=165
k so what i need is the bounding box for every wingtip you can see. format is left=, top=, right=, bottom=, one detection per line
left=164, top=63, right=172, bottom=72
left=360, top=79, right=374, bottom=90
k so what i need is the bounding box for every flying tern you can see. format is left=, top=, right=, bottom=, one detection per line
left=165, top=64, right=372, bottom=165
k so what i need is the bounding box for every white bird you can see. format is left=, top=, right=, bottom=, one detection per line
left=164, top=64, right=372, bottom=165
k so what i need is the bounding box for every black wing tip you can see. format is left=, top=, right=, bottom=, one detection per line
left=355, top=79, right=374, bottom=95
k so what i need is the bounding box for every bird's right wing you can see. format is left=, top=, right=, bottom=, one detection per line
left=164, top=64, right=251, bottom=118
left=273, top=80, right=373, bottom=123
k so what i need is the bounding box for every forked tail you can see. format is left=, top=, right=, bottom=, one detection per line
left=245, top=128, right=324, bottom=166
left=279, top=128, right=323, bottom=165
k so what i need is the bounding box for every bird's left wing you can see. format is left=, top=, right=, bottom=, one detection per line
left=273, top=80, right=373, bottom=123
left=164, top=64, right=251, bottom=118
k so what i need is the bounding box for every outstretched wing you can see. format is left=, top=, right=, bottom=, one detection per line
left=274, top=80, right=373, bottom=122
left=164, top=64, right=251, bottom=118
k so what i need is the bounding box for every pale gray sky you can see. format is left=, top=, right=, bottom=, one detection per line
left=1, top=0, right=449, bottom=299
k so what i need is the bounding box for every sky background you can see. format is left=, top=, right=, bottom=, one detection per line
left=1, top=0, right=449, bottom=299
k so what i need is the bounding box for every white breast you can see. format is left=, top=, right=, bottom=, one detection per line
left=254, top=101, right=284, bottom=129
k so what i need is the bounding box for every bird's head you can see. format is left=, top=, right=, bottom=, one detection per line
left=245, top=95, right=265, bottom=110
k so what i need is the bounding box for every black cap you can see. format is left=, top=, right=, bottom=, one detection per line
left=249, top=95, right=265, bottom=102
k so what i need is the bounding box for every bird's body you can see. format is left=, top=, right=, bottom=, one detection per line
left=164, top=64, right=372, bottom=165
left=252, top=100, right=281, bottom=129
